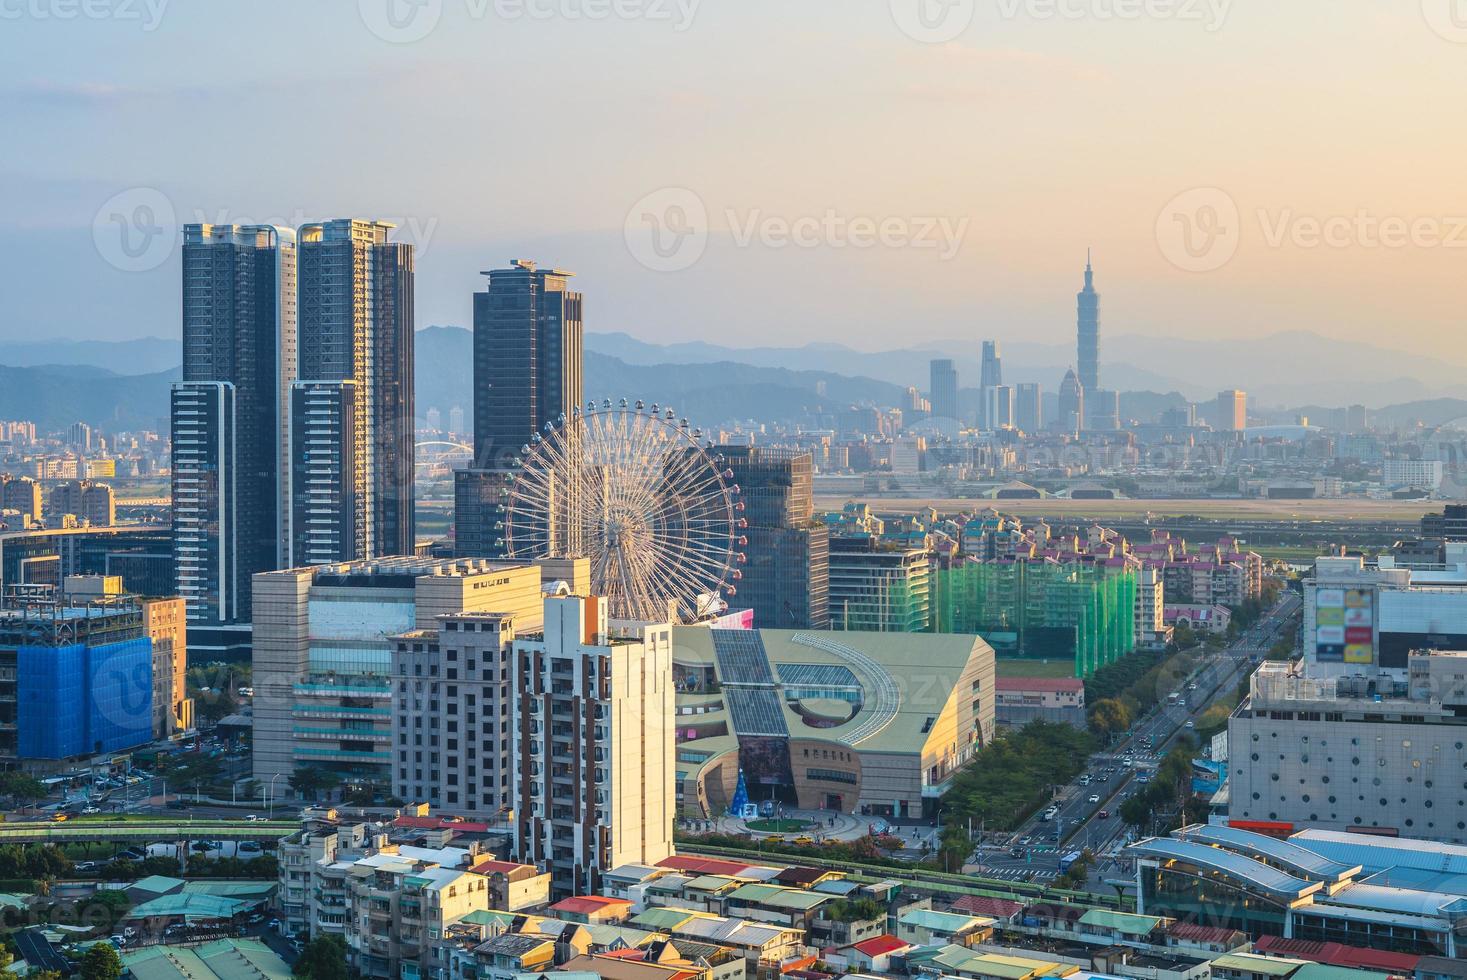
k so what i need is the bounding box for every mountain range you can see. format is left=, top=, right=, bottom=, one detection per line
left=9, top=328, right=1467, bottom=433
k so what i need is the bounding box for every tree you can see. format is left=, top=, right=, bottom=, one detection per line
left=288, top=766, right=339, bottom=801
left=80, top=943, right=123, bottom=980
left=294, top=934, right=347, bottom=980
left=80, top=890, right=132, bottom=931
left=0, top=772, right=47, bottom=804
left=1087, top=698, right=1132, bottom=740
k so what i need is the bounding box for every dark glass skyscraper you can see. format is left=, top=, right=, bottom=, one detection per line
left=455, top=260, right=583, bottom=558
left=1077, top=251, right=1100, bottom=394
left=172, top=223, right=296, bottom=625
left=721, top=446, right=829, bottom=629
left=929, top=358, right=959, bottom=425
left=291, top=219, right=415, bottom=565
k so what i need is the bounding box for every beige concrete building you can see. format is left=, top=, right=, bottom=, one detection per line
left=672, top=628, right=995, bottom=820
left=251, top=557, right=547, bottom=788
left=513, top=595, right=676, bottom=898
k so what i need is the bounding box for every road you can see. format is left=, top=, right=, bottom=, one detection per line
left=970, top=592, right=1300, bottom=883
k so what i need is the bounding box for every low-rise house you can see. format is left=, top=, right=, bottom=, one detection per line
left=826, top=934, right=916, bottom=974
left=896, top=908, right=995, bottom=948
left=1165, top=922, right=1249, bottom=955
left=1074, top=910, right=1170, bottom=946
left=548, top=895, right=635, bottom=925
left=469, top=858, right=551, bottom=913
left=947, top=895, right=1026, bottom=927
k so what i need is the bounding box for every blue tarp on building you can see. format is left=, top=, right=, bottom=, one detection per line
left=18, top=637, right=152, bottom=759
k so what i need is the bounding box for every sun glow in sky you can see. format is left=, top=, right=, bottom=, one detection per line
left=5, top=1, right=1467, bottom=357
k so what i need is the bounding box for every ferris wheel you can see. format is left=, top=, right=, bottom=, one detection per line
left=501, top=399, right=747, bottom=623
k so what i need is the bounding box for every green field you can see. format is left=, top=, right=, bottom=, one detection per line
left=745, top=818, right=812, bottom=833
left=996, top=659, right=1077, bottom=679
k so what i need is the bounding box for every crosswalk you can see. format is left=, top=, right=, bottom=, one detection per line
left=977, top=866, right=1059, bottom=882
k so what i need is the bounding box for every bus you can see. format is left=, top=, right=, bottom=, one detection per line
left=1059, top=850, right=1084, bottom=873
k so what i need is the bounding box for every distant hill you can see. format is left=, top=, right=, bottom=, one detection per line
left=0, top=337, right=183, bottom=376
left=0, top=363, right=177, bottom=430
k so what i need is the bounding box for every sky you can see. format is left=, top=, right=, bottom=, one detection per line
left=4, top=0, right=1467, bottom=359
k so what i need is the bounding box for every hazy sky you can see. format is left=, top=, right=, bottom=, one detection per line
left=4, top=1, right=1467, bottom=358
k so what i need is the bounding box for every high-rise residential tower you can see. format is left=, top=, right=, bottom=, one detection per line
left=1077, top=251, right=1100, bottom=394
left=980, top=340, right=1003, bottom=389
left=929, top=358, right=959, bottom=425
left=721, top=446, right=830, bottom=629
left=291, top=219, right=415, bottom=566
left=172, top=223, right=297, bottom=625
left=455, top=260, right=583, bottom=558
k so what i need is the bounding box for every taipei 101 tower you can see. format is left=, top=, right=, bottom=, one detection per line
left=1077, top=250, right=1100, bottom=393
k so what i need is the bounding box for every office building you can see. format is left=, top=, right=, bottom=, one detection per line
left=980, top=340, right=1003, bottom=389
left=1346, top=404, right=1369, bottom=433
left=828, top=537, right=931, bottom=632
left=673, top=627, right=994, bottom=819
left=174, top=223, right=297, bottom=625
left=0, top=524, right=172, bottom=596
left=983, top=385, right=1014, bottom=430
left=1214, top=389, right=1247, bottom=432
left=47, top=480, right=114, bottom=527
left=292, top=218, right=414, bottom=566
left=251, top=557, right=546, bottom=789
left=455, top=260, right=583, bottom=559
left=513, top=594, right=676, bottom=897
left=1014, top=383, right=1042, bottom=433
left=1384, top=458, right=1444, bottom=490
left=0, top=585, right=154, bottom=766
left=1059, top=368, right=1085, bottom=436
left=1086, top=388, right=1120, bottom=431
left=1077, top=252, right=1100, bottom=393
left=1227, top=656, right=1467, bottom=843
left=720, top=446, right=829, bottom=629
left=928, top=358, right=959, bottom=426
left=1, top=476, right=42, bottom=526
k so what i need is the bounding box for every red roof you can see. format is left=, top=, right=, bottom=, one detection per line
left=949, top=895, right=1025, bottom=919
left=994, top=677, right=1084, bottom=693
left=1168, top=922, right=1242, bottom=944
left=851, top=935, right=909, bottom=958
left=656, top=855, right=753, bottom=876
left=392, top=816, right=492, bottom=833
left=548, top=895, right=632, bottom=916
left=1254, top=936, right=1420, bottom=972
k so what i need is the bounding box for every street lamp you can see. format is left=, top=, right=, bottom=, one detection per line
left=266, top=773, right=283, bottom=818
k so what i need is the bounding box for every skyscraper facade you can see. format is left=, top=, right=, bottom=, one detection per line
left=1215, top=389, right=1247, bottom=432
left=984, top=385, right=1014, bottom=430
left=291, top=219, right=415, bottom=566
left=1077, top=252, right=1100, bottom=394
left=721, top=446, right=830, bottom=629
left=1015, top=382, right=1042, bottom=433
left=929, top=358, right=959, bottom=425
left=980, top=340, right=1003, bottom=388
left=173, top=223, right=297, bottom=625
left=455, top=260, right=583, bottom=558
left=1059, top=368, right=1085, bottom=436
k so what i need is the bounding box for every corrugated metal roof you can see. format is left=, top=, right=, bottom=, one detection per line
left=1126, top=838, right=1320, bottom=901
left=1178, top=825, right=1359, bottom=882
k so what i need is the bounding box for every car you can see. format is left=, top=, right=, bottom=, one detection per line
left=1185, top=721, right=1195, bottom=729
left=245, top=814, right=260, bottom=821
left=791, top=836, right=816, bottom=846
left=168, top=799, right=188, bottom=810
left=1098, top=809, right=1110, bottom=819
left=1088, top=794, right=1101, bottom=804
left=763, top=834, right=785, bottom=843
left=268, top=919, right=281, bottom=932
left=240, top=841, right=263, bottom=853
left=80, top=806, right=100, bottom=815
left=75, top=861, right=97, bottom=872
